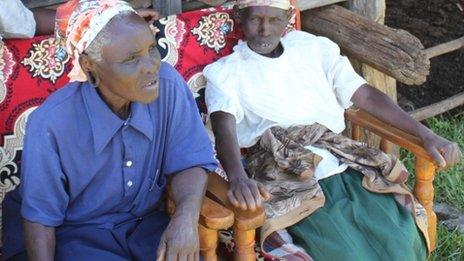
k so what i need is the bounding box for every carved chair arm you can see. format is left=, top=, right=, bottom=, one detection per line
left=345, top=108, right=434, bottom=162
left=166, top=171, right=265, bottom=231
left=205, top=172, right=266, bottom=230
left=166, top=171, right=264, bottom=261
left=206, top=172, right=265, bottom=260
left=166, top=175, right=234, bottom=230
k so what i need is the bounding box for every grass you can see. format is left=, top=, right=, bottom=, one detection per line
left=400, top=113, right=464, bottom=261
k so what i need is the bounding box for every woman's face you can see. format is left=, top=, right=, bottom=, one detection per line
left=240, top=6, right=290, bottom=57
left=91, top=13, right=161, bottom=107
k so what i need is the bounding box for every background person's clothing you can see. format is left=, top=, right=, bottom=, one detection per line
left=288, top=169, right=427, bottom=261
left=0, top=0, right=36, bottom=39
left=3, top=63, right=218, bottom=259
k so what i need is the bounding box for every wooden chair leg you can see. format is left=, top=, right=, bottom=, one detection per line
left=233, top=228, right=256, bottom=261
left=380, top=138, right=393, bottom=154
left=199, top=224, right=218, bottom=261
left=414, top=156, right=437, bottom=251
left=352, top=123, right=361, bottom=141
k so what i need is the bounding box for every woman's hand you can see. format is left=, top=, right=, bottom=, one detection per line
left=421, top=132, right=462, bottom=170
left=156, top=213, right=200, bottom=261
left=228, top=175, right=271, bottom=211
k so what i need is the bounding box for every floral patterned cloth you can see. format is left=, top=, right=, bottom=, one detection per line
left=244, top=124, right=430, bottom=255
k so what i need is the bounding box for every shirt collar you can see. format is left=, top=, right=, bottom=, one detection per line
left=81, top=82, right=154, bottom=153
left=129, top=101, right=154, bottom=141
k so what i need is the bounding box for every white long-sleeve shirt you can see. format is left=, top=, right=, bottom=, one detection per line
left=204, top=31, right=367, bottom=180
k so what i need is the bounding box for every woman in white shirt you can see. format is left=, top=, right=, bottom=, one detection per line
left=204, top=0, right=462, bottom=260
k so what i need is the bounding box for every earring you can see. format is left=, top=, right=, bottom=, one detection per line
left=87, top=72, right=100, bottom=87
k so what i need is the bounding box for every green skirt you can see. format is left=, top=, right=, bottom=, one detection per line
left=287, top=168, right=427, bottom=261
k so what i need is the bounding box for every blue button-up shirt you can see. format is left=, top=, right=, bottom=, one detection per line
left=19, top=63, right=217, bottom=228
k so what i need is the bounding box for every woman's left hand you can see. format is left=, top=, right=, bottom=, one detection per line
left=136, top=8, right=160, bottom=24
left=422, top=133, right=462, bottom=170
left=156, top=213, right=200, bottom=261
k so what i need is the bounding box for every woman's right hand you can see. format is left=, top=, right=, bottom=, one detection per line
left=228, top=176, right=271, bottom=211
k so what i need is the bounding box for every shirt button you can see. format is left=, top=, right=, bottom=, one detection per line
left=127, top=180, right=133, bottom=187
left=126, top=160, right=133, bottom=167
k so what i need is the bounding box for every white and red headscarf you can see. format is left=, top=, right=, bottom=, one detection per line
left=56, top=0, right=136, bottom=82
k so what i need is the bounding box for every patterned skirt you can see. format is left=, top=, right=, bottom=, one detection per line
left=287, top=168, right=427, bottom=261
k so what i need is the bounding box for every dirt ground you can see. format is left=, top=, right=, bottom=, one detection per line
left=385, top=0, right=464, bottom=113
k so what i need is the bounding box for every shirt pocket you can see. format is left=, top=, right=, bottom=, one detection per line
left=131, top=169, right=167, bottom=216
left=148, top=169, right=167, bottom=192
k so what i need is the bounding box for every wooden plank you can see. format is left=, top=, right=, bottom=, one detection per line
left=410, top=92, right=464, bottom=121
left=152, top=0, right=182, bottom=17
left=128, top=0, right=152, bottom=9
left=344, top=0, right=385, bottom=23
left=426, top=36, right=464, bottom=59
left=301, top=5, right=430, bottom=85
left=297, top=0, right=346, bottom=11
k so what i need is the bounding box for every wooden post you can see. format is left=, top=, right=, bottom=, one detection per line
left=379, top=138, right=394, bottom=154
left=410, top=91, right=464, bottom=121
left=233, top=228, right=256, bottom=261
left=345, top=0, right=396, bottom=97
left=426, top=36, right=464, bottom=59
left=152, top=0, right=182, bottom=17
left=345, top=0, right=385, bottom=23
left=346, top=0, right=398, bottom=153
left=352, top=123, right=361, bottom=141
left=414, top=157, right=437, bottom=251
left=199, top=224, right=219, bottom=261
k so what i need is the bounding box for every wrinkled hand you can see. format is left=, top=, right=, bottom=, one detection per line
left=228, top=176, right=271, bottom=211
left=136, top=8, right=160, bottom=24
left=422, top=133, right=462, bottom=170
left=156, top=214, right=199, bottom=261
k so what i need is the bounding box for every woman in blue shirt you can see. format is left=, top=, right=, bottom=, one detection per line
left=3, top=1, right=217, bottom=260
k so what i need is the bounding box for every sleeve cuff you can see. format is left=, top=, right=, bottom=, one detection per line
left=21, top=205, right=63, bottom=227
left=338, top=77, right=367, bottom=109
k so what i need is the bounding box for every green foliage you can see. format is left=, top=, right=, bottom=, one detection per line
left=430, top=225, right=464, bottom=261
